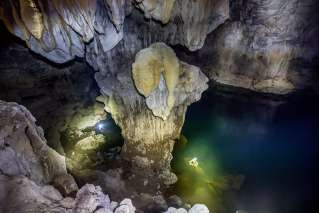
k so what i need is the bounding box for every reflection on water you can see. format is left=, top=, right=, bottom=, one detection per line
left=170, top=85, right=319, bottom=213
left=171, top=135, right=245, bottom=213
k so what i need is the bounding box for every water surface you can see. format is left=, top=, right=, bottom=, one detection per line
left=170, top=85, right=319, bottom=213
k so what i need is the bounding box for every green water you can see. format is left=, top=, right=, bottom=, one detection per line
left=170, top=86, right=319, bottom=213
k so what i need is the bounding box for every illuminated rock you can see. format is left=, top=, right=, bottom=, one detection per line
left=164, top=207, right=188, bottom=213
left=188, top=204, right=209, bottom=213
left=2, top=0, right=317, bottom=94
left=0, top=0, right=228, bottom=65
left=132, top=43, right=180, bottom=120
left=19, top=0, right=43, bottom=39
left=188, top=158, right=199, bottom=168
left=96, top=43, right=208, bottom=187
left=134, top=0, right=176, bottom=24
left=51, top=0, right=97, bottom=42
left=58, top=103, right=108, bottom=171
left=0, top=101, right=138, bottom=213
left=74, top=135, right=106, bottom=152
left=163, top=204, right=210, bottom=213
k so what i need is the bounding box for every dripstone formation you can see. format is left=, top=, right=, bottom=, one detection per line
left=97, top=42, right=208, bottom=186
left=1, top=0, right=318, bottom=95
left=1, top=0, right=213, bottom=185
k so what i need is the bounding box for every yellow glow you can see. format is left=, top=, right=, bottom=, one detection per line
left=20, top=0, right=44, bottom=39
left=188, top=157, right=199, bottom=168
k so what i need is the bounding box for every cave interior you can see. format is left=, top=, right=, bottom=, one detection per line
left=0, top=0, right=319, bottom=213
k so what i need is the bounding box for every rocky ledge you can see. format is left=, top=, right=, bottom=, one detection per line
left=0, top=100, right=210, bottom=212
left=0, top=100, right=132, bottom=212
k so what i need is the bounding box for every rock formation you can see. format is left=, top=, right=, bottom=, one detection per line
left=0, top=1, right=222, bottom=185
left=174, top=0, right=319, bottom=94
left=1, top=0, right=317, bottom=212
left=0, top=38, right=210, bottom=210
left=0, top=0, right=319, bottom=210
left=0, top=100, right=74, bottom=186
left=0, top=100, right=210, bottom=212
left=205, top=0, right=319, bottom=94
left=164, top=204, right=209, bottom=213
left=0, top=175, right=136, bottom=213
left=1, top=0, right=318, bottom=93
left=0, top=0, right=228, bottom=63
left=96, top=43, right=208, bottom=186
left=0, top=42, right=99, bottom=153
left=0, top=100, right=129, bottom=213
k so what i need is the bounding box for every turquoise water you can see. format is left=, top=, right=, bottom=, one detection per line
left=170, top=86, right=319, bottom=213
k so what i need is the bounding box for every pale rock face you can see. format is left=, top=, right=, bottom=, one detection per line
left=0, top=175, right=69, bottom=213
left=0, top=175, right=136, bottom=213
left=134, top=0, right=176, bottom=24
left=0, top=101, right=69, bottom=184
left=52, top=0, right=97, bottom=42
left=19, top=0, right=44, bottom=39
left=104, top=0, right=126, bottom=31
left=132, top=43, right=180, bottom=120
left=0, top=0, right=228, bottom=65
left=208, top=21, right=296, bottom=94
left=74, top=184, right=111, bottom=213
left=0, top=101, right=137, bottom=213
left=66, top=103, right=107, bottom=131
left=164, top=207, right=188, bottom=213
left=146, top=74, right=171, bottom=119
left=2, top=0, right=317, bottom=95
left=188, top=204, right=210, bottom=213
left=132, top=43, right=209, bottom=120
left=163, top=204, right=210, bottom=213
left=171, top=0, right=229, bottom=51
left=114, top=199, right=136, bottom=213
left=201, top=0, right=319, bottom=94
left=133, top=0, right=229, bottom=50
